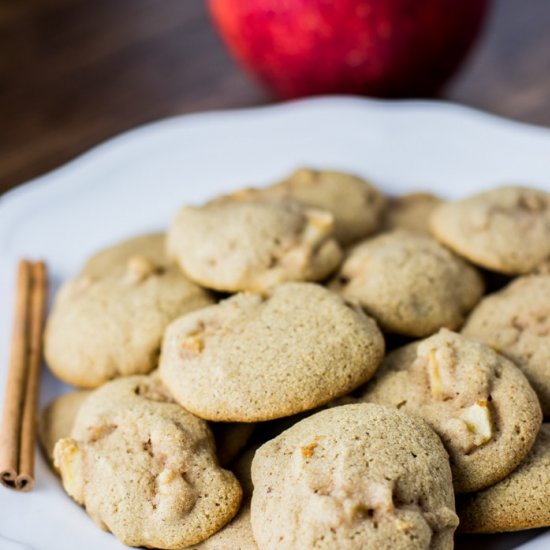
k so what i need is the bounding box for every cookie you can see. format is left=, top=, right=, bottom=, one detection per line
left=534, top=259, right=550, bottom=275
left=160, top=282, right=384, bottom=422
left=382, top=192, right=443, bottom=235
left=430, top=186, right=550, bottom=274
left=39, top=390, right=91, bottom=467
left=457, top=424, right=550, bottom=533
left=45, top=234, right=213, bottom=387
left=138, top=369, right=254, bottom=466
left=270, top=168, right=386, bottom=245
left=167, top=199, right=342, bottom=292
left=330, top=231, right=484, bottom=337
left=193, top=445, right=258, bottom=549
left=211, top=168, right=386, bottom=246
left=82, top=233, right=167, bottom=277
left=251, top=403, right=458, bottom=550
left=462, top=275, right=550, bottom=415
left=54, top=376, right=242, bottom=549
left=358, top=329, right=542, bottom=493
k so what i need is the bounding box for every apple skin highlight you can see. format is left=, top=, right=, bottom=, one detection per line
left=208, top=0, right=490, bottom=99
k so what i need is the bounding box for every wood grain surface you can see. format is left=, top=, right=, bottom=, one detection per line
left=1, top=0, right=549, bottom=193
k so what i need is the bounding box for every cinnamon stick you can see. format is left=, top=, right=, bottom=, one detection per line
left=0, top=260, right=48, bottom=491
left=0, top=260, right=31, bottom=489
left=17, top=262, right=48, bottom=491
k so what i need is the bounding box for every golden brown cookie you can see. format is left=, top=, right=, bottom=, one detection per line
left=462, top=275, right=550, bottom=415
left=358, top=329, right=542, bottom=493
left=211, top=168, right=386, bottom=246
left=382, top=192, right=443, bottom=234
left=45, top=234, right=213, bottom=388
left=269, top=168, right=386, bottom=245
left=167, top=199, right=342, bottom=293
left=251, top=403, right=458, bottom=549
left=39, top=390, right=91, bottom=468
left=331, top=231, right=484, bottom=337
left=192, top=445, right=259, bottom=550
left=54, top=376, right=242, bottom=549
left=160, top=282, right=384, bottom=422
left=82, top=233, right=167, bottom=277
left=430, top=186, right=550, bottom=274
left=457, top=424, right=550, bottom=533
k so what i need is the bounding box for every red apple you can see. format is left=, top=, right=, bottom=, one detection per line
left=208, top=0, right=490, bottom=99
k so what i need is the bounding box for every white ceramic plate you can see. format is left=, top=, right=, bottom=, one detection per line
left=0, top=97, right=549, bottom=550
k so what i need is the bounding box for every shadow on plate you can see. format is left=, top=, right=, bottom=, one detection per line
left=456, top=529, right=547, bottom=550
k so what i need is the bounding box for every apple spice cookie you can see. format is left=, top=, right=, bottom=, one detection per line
left=160, top=282, right=384, bottom=422
left=134, top=369, right=254, bottom=466
left=39, top=390, right=91, bottom=468
left=269, top=168, right=386, bottom=245
left=534, top=259, right=550, bottom=274
left=251, top=403, right=458, bottom=550
left=54, top=375, right=242, bottom=549
left=211, top=168, right=386, bottom=246
left=382, top=192, right=443, bottom=235
left=167, top=199, right=342, bottom=293
left=457, top=424, right=550, bottom=533
left=430, top=186, right=550, bottom=274
left=358, top=329, right=542, bottom=493
left=191, top=445, right=259, bottom=550
left=45, top=234, right=213, bottom=388
left=462, top=275, right=550, bottom=416
left=81, top=233, right=167, bottom=277
left=330, top=231, right=484, bottom=337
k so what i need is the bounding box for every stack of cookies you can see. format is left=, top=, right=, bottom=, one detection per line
left=40, top=168, right=550, bottom=549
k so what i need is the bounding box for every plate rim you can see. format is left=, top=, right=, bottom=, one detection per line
left=3, top=95, right=550, bottom=210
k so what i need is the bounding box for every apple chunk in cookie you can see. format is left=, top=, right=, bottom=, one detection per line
left=358, top=329, right=542, bottom=493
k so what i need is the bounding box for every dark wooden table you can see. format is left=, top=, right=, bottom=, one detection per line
left=1, top=0, right=550, bottom=193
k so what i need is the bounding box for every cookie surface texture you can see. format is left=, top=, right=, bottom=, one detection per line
left=462, top=275, right=550, bottom=415
left=45, top=233, right=213, bottom=387
left=430, top=186, right=550, bottom=274
left=251, top=403, right=458, bottom=550
left=358, top=329, right=542, bottom=492
left=192, top=445, right=259, bottom=549
left=457, top=424, right=550, bottom=533
left=331, top=231, right=484, bottom=337
left=167, top=199, right=342, bottom=292
left=270, top=168, right=386, bottom=245
left=39, top=390, right=91, bottom=467
left=160, top=282, right=384, bottom=422
left=54, top=375, right=242, bottom=549
left=382, top=192, right=443, bottom=234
